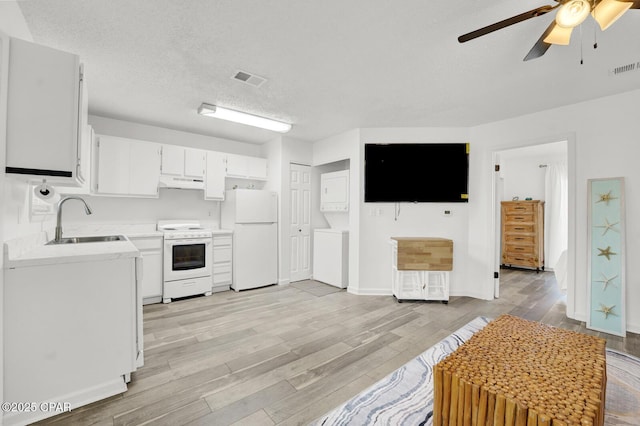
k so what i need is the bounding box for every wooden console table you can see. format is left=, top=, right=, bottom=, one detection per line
left=390, top=237, right=453, bottom=303
left=433, top=315, right=607, bottom=426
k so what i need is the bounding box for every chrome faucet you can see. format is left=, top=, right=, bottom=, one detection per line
left=54, top=196, right=93, bottom=243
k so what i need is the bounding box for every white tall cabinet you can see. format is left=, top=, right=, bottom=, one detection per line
left=205, top=151, right=226, bottom=200
left=5, top=37, right=87, bottom=184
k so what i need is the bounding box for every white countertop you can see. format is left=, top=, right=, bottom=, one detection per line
left=4, top=232, right=139, bottom=269
left=4, top=222, right=233, bottom=269
left=62, top=222, right=232, bottom=238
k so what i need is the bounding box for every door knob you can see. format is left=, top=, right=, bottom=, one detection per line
left=299, top=229, right=302, bottom=232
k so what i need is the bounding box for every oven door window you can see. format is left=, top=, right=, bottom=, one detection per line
left=172, top=243, right=206, bottom=271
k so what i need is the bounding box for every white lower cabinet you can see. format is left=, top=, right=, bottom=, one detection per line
left=129, top=235, right=163, bottom=304
left=391, top=269, right=450, bottom=302
left=4, top=257, right=139, bottom=425
left=212, top=233, right=233, bottom=292
left=390, top=239, right=450, bottom=302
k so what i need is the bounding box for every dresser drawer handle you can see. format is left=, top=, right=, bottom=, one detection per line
left=514, top=207, right=526, bottom=210
left=514, top=227, right=524, bottom=231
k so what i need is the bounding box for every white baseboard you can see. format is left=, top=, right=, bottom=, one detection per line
left=278, top=278, right=290, bottom=286
left=347, top=286, right=393, bottom=296
left=450, top=290, right=489, bottom=300
left=3, top=377, right=126, bottom=426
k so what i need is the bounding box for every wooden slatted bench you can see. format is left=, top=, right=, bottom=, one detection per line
left=433, top=315, right=607, bottom=426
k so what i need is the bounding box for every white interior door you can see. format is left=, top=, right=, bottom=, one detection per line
left=290, top=163, right=311, bottom=282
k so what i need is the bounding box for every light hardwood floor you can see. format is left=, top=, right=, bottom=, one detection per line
left=38, top=269, right=640, bottom=425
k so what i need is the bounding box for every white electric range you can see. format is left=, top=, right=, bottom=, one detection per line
left=157, top=220, right=213, bottom=303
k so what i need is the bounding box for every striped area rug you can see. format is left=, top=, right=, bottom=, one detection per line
left=312, top=317, right=640, bottom=426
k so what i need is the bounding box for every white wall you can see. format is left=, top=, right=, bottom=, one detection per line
left=60, top=188, right=220, bottom=225
left=500, top=142, right=567, bottom=202
left=89, top=115, right=261, bottom=156
left=358, top=127, right=472, bottom=296
left=470, top=89, right=640, bottom=332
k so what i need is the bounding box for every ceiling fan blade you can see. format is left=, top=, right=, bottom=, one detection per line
left=523, top=22, right=557, bottom=61
left=458, top=5, right=556, bottom=43
left=592, top=0, right=634, bottom=30
left=543, top=23, right=573, bottom=45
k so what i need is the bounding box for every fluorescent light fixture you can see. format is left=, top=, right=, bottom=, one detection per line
left=197, top=103, right=291, bottom=133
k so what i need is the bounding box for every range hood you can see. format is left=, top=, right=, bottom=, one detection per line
left=158, top=175, right=204, bottom=190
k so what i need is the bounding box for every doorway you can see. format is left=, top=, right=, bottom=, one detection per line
left=493, top=140, right=573, bottom=304
left=289, top=163, right=311, bottom=282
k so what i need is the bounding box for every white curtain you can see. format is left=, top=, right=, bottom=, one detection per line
left=544, top=162, right=568, bottom=288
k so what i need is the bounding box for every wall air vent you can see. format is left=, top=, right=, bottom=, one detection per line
left=232, top=70, right=267, bottom=87
left=609, top=62, right=640, bottom=76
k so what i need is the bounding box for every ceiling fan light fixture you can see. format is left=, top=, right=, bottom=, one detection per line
left=543, top=24, right=574, bottom=45
left=197, top=103, right=292, bottom=133
left=556, top=0, right=592, bottom=28
left=592, top=0, right=633, bottom=30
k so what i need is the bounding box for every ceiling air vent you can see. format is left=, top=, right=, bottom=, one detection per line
left=231, top=70, right=267, bottom=87
left=609, top=62, right=640, bottom=76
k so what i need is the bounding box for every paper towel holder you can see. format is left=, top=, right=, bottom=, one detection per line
left=36, top=179, right=53, bottom=197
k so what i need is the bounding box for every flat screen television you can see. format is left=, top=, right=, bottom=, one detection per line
left=364, top=143, right=469, bottom=203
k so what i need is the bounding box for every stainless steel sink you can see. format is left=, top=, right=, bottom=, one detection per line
left=46, top=235, right=127, bottom=245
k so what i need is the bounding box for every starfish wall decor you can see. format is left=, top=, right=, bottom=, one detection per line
left=596, top=190, right=618, bottom=206
left=595, top=273, right=617, bottom=291
left=594, top=218, right=619, bottom=236
left=597, top=246, right=617, bottom=260
left=596, top=303, right=617, bottom=319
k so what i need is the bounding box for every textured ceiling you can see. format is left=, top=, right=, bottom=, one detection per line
left=16, top=0, right=640, bottom=144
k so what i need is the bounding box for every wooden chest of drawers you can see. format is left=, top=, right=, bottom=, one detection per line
left=501, top=200, right=544, bottom=271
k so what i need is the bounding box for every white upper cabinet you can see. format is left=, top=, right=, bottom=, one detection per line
left=160, top=146, right=206, bottom=188
left=94, top=135, right=161, bottom=197
left=160, top=145, right=184, bottom=176
left=5, top=38, right=87, bottom=185
left=184, top=149, right=206, bottom=178
left=226, top=154, right=268, bottom=180
left=205, top=151, right=226, bottom=200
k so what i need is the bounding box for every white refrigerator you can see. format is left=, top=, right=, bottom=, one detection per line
left=221, top=189, right=278, bottom=291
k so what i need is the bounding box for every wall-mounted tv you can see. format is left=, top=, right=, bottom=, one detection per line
left=364, top=143, right=469, bottom=203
